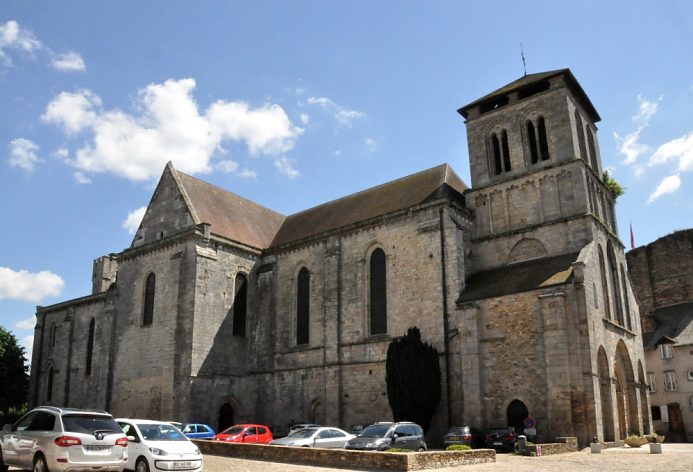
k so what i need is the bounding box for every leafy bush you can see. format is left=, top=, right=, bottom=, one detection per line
left=384, top=448, right=411, bottom=453
left=0, top=405, right=27, bottom=426
left=602, top=171, right=625, bottom=198
left=446, top=444, right=471, bottom=451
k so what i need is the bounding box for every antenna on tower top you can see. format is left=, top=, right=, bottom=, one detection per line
left=520, top=43, right=527, bottom=76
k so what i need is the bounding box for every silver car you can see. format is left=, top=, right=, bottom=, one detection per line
left=269, top=427, right=354, bottom=448
left=0, top=406, right=128, bottom=472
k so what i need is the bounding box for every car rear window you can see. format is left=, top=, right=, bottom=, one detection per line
left=446, top=427, right=468, bottom=435
left=62, top=415, right=120, bottom=434
left=488, top=428, right=512, bottom=434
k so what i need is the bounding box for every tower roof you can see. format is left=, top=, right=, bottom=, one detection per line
left=457, top=68, right=601, bottom=122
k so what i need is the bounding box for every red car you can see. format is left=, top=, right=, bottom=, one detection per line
left=212, top=424, right=273, bottom=444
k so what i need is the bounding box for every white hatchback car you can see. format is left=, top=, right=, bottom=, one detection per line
left=115, top=420, right=202, bottom=472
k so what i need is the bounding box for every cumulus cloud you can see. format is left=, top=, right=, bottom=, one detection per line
left=8, top=138, right=41, bottom=172
left=365, top=138, right=376, bottom=151
left=50, top=51, right=86, bottom=72
left=0, top=267, right=64, bottom=303
left=306, top=96, right=365, bottom=127
left=0, top=20, right=42, bottom=65
left=633, top=95, right=662, bottom=124
left=649, top=131, right=693, bottom=173
left=74, top=171, right=91, bottom=184
left=15, top=316, right=36, bottom=330
left=42, top=79, right=303, bottom=181
left=614, top=95, right=663, bottom=165
left=122, top=207, right=147, bottom=234
left=274, top=156, right=300, bottom=178
left=299, top=113, right=310, bottom=125
left=647, top=174, right=681, bottom=203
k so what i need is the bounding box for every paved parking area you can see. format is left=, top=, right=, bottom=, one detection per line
left=201, top=443, right=693, bottom=472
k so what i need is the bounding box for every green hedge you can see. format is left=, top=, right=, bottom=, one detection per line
left=0, top=406, right=27, bottom=426
left=446, top=444, right=471, bottom=451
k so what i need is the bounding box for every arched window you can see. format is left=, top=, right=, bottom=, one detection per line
left=538, top=117, right=550, bottom=161
left=85, top=318, right=95, bottom=376
left=50, top=324, right=57, bottom=347
left=607, top=244, right=624, bottom=326
left=599, top=247, right=611, bottom=320
left=142, top=273, right=155, bottom=326
left=527, top=117, right=550, bottom=164
left=491, top=134, right=502, bottom=175
left=586, top=127, right=598, bottom=170
left=620, top=266, right=631, bottom=331
left=574, top=111, right=587, bottom=161
left=47, top=366, right=54, bottom=402
left=232, top=273, right=248, bottom=337
left=296, top=267, right=310, bottom=345
left=527, top=121, right=539, bottom=164
left=502, top=131, right=511, bottom=172
left=370, top=248, right=387, bottom=335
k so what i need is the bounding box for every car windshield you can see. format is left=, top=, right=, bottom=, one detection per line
left=359, top=424, right=391, bottom=438
left=288, top=428, right=318, bottom=438
left=62, top=415, right=120, bottom=434
left=138, top=423, right=187, bottom=441
left=446, top=427, right=467, bottom=435
left=221, top=426, right=245, bottom=435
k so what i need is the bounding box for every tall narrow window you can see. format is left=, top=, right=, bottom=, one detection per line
left=47, top=366, right=54, bottom=402
left=599, top=248, right=611, bottom=320
left=232, top=273, right=247, bottom=337
left=620, top=266, right=631, bottom=331
left=538, top=117, right=550, bottom=161
left=50, top=324, right=57, bottom=347
left=491, top=134, right=502, bottom=175
left=575, top=111, right=587, bottom=160
left=370, top=248, right=387, bottom=335
left=647, top=373, right=656, bottom=392
left=660, top=344, right=673, bottom=359
left=664, top=371, right=677, bottom=391
left=143, top=273, right=155, bottom=326
left=527, top=121, right=539, bottom=164
left=296, top=267, right=310, bottom=345
left=501, top=131, right=511, bottom=172
left=607, top=244, right=624, bottom=326
left=586, top=127, right=598, bottom=170
left=85, top=318, right=95, bottom=376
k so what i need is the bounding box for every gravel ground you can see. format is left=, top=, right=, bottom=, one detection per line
left=201, top=443, right=693, bottom=472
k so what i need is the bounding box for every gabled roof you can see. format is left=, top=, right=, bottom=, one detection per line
left=456, top=252, right=578, bottom=303
left=457, top=68, right=600, bottom=122
left=269, top=164, right=467, bottom=248
left=643, top=302, right=693, bottom=350
left=174, top=169, right=286, bottom=249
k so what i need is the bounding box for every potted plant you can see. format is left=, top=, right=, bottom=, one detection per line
left=625, top=434, right=648, bottom=448
left=646, top=433, right=665, bottom=443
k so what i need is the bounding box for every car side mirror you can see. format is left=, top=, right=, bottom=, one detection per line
left=2, top=424, right=11, bottom=433
left=127, top=435, right=138, bottom=442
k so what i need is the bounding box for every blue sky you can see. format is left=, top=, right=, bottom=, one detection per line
left=2, top=1, right=692, bottom=363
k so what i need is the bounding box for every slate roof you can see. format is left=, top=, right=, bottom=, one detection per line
left=269, top=164, right=467, bottom=248
left=457, top=68, right=601, bottom=122
left=643, top=302, right=693, bottom=350
left=175, top=170, right=286, bottom=249
left=456, top=252, right=579, bottom=303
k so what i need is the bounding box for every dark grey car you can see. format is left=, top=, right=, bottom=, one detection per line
left=345, top=422, right=427, bottom=452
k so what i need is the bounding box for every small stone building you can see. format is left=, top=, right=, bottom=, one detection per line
left=30, top=69, right=651, bottom=445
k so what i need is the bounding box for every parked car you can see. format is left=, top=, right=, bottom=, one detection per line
left=212, top=424, right=273, bottom=444
left=442, top=426, right=485, bottom=448
left=270, top=427, right=354, bottom=448
left=166, top=422, right=183, bottom=430
left=347, top=425, right=365, bottom=436
left=0, top=406, right=128, bottom=472
left=180, top=423, right=215, bottom=440
left=288, top=423, right=320, bottom=433
left=116, top=419, right=202, bottom=472
left=345, top=422, right=427, bottom=452
left=485, top=426, right=519, bottom=452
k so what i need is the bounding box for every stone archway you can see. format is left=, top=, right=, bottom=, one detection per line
left=218, top=403, right=235, bottom=432
left=614, top=368, right=627, bottom=439
left=597, top=346, right=615, bottom=441
left=614, top=341, right=638, bottom=437
left=507, top=399, right=529, bottom=434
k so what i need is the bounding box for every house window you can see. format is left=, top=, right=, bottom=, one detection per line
left=664, top=371, right=677, bottom=392
left=660, top=344, right=673, bottom=359
left=142, top=273, right=155, bottom=326
left=85, top=318, right=95, bottom=376
left=648, top=372, right=656, bottom=392
left=296, top=267, right=310, bottom=345
left=370, top=248, right=387, bottom=335
left=232, top=273, right=248, bottom=337
left=651, top=406, right=661, bottom=421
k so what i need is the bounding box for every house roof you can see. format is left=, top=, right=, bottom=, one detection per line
left=269, top=163, right=467, bottom=248
left=457, top=68, right=601, bottom=122
left=456, top=252, right=578, bottom=303
left=643, top=302, right=693, bottom=350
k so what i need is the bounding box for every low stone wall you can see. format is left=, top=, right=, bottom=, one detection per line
left=525, top=437, right=578, bottom=456
left=194, top=440, right=495, bottom=471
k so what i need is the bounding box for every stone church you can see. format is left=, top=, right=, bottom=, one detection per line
left=30, top=69, right=651, bottom=445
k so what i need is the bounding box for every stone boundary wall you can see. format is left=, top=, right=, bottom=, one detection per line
left=525, top=437, right=578, bottom=456
left=194, top=441, right=495, bottom=471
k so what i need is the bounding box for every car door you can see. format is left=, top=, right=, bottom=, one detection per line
left=312, top=429, right=332, bottom=448
left=256, top=426, right=270, bottom=444
left=12, top=411, right=41, bottom=469
left=118, top=421, right=144, bottom=471
left=243, top=427, right=258, bottom=443
left=329, top=429, right=349, bottom=448
left=182, top=424, right=198, bottom=439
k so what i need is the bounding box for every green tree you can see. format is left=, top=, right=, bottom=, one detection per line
left=0, top=326, right=29, bottom=411
left=385, top=326, right=441, bottom=432
left=602, top=170, right=626, bottom=198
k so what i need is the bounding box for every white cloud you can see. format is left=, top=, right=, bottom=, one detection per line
left=307, top=96, right=365, bottom=127
left=22, top=335, right=33, bottom=366
left=647, top=174, right=681, bottom=203
left=299, top=113, right=310, bottom=125
left=74, top=171, right=91, bottom=184
left=633, top=95, right=662, bottom=124
left=8, top=138, right=41, bottom=172
left=217, top=160, right=239, bottom=173
left=43, top=79, right=303, bottom=181
left=53, top=147, right=69, bottom=159
left=365, top=138, right=376, bottom=151
left=50, top=51, right=86, bottom=72
left=0, top=20, right=42, bottom=65
left=15, top=316, right=36, bottom=330
left=614, top=128, right=649, bottom=165
left=649, top=131, right=693, bottom=172
left=122, top=207, right=147, bottom=234
left=0, top=267, right=64, bottom=303
left=237, top=168, right=257, bottom=179
left=274, top=156, right=300, bottom=179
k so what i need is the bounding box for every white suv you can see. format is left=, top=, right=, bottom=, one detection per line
left=115, top=419, right=202, bottom=472
left=0, top=406, right=128, bottom=472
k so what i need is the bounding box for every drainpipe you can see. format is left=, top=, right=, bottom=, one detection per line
left=439, top=207, right=452, bottom=427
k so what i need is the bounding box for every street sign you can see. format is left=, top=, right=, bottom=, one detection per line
left=523, top=417, right=536, bottom=429
left=524, top=428, right=536, bottom=436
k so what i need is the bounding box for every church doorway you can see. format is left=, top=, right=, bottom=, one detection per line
left=507, top=399, right=528, bottom=434
left=597, top=347, right=615, bottom=441
left=218, top=403, right=235, bottom=432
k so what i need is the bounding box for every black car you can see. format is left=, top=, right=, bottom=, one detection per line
left=345, top=422, right=427, bottom=452
left=442, top=426, right=484, bottom=448
left=485, top=426, right=518, bottom=452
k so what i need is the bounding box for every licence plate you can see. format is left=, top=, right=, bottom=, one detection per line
left=172, top=461, right=194, bottom=469
left=493, top=442, right=503, bottom=446
left=86, top=445, right=111, bottom=453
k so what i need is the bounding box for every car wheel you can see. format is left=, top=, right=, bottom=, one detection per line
left=417, top=446, right=425, bottom=452
left=33, top=455, right=48, bottom=472
left=136, top=458, right=150, bottom=472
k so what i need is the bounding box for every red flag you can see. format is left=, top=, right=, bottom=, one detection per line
left=630, top=222, right=635, bottom=250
